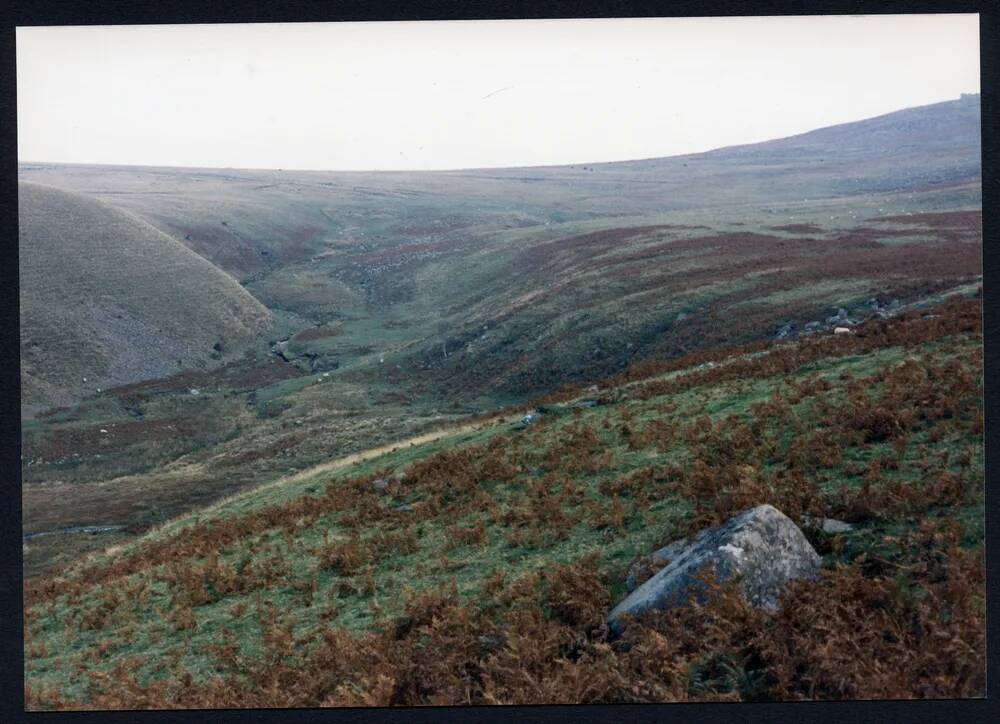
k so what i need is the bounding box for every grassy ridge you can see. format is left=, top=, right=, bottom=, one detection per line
left=19, top=182, right=272, bottom=410
left=24, top=297, right=984, bottom=707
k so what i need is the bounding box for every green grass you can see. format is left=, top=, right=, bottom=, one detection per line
left=23, top=315, right=984, bottom=703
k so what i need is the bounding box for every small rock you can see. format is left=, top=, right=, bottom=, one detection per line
left=606, top=505, right=821, bottom=634
left=827, top=307, right=849, bottom=324
left=675, top=312, right=688, bottom=322
left=189, top=388, right=200, bottom=396
left=834, top=327, right=853, bottom=335
left=394, top=503, right=414, bottom=513
left=821, top=518, right=854, bottom=534
left=372, top=477, right=390, bottom=492
left=801, top=515, right=854, bottom=535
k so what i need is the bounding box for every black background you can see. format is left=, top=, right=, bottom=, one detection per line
left=0, top=2, right=996, bottom=722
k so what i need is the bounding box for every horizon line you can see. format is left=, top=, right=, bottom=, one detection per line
left=17, top=92, right=979, bottom=176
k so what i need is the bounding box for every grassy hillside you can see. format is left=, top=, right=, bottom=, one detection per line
left=18, top=97, right=982, bottom=576
left=23, top=297, right=984, bottom=707
left=605, top=93, right=982, bottom=194
left=19, top=182, right=273, bottom=411
left=18, top=98, right=982, bottom=403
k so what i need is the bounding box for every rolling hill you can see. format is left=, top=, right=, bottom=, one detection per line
left=18, top=97, right=982, bottom=404
left=18, top=95, right=981, bottom=279
left=18, top=93, right=985, bottom=706
left=18, top=95, right=982, bottom=578
left=19, top=182, right=273, bottom=412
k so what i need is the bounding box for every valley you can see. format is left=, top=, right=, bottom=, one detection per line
left=18, top=95, right=985, bottom=706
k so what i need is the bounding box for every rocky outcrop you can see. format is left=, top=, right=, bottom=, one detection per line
left=606, top=505, right=821, bottom=634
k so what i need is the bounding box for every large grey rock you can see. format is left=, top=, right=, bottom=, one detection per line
left=624, top=537, right=691, bottom=593
left=606, top=505, right=821, bottom=634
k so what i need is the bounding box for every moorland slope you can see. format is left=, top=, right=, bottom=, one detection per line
left=19, top=182, right=272, bottom=411
left=18, top=96, right=983, bottom=576
left=24, top=296, right=985, bottom=707
left=18, top=97, right=982, bottom=402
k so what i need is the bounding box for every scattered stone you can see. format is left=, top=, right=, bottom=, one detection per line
left=189, top=388, right=200, bottom=396
left=372, top=477, right=391, bottom=492
left=827, top=307, right=849, bottom=324
left=522, top=413, right=537, bottom=425
left=775, top=324, right=793, bottom=340
left=606, top=505, right=821, bottom=634
left=99, top=429, right=108, bottom=434
left=801, top=515, right=855, bottom=535
left=804, top=321, right=821, bottom=331
left=675, top=311, right=688, bottom=322
left=834, top=326, right=853, bottom=335
left=393, top=503, right=414, bottom=513
left=586, top=385, right=600, bottom=394
left=821, top=518, right=854, bottom=534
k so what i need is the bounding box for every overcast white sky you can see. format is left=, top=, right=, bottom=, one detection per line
left=17, top=15, right=980, bottom=171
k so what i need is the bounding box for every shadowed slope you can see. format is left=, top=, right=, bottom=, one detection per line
left=19, top=181, right=272, bottom=410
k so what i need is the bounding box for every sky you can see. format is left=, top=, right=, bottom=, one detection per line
left=17, top=15, right=980, bottom=171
